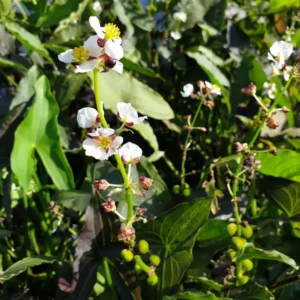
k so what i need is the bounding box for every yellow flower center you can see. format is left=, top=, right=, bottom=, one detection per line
left=72, top=46, right=90, bottom=62
left=104, top=23, right=120, bottom=40
left=98, top=136, right=112, bottom=149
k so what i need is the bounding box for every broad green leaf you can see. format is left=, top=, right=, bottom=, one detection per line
left=259, top=177, right=300, bottom=217
left=229, top=283, right=275, bottom=300
left=186, top=52, right=229, bottom=87
left=11, top=76, right=75, bottom=191
left=0, top=256, right=55, bottom=283
left=97, top=71, right=174, bottom=120
left=5, top=21, right=53, bottom=64
left=133, top=122, right=159, bottom=151
left=137, top=197, right=212, bottom=298
left=53, top=190, right=91, bottom=212
left=236, top=243, right=298, bottom=269
left=164, top=291, right=232, bottom=300
left=0, top=56, right=26, bottom=71
left=267, top=0, right=300, bottom=14
left=257, top=150, right=300, bottom=183
left=9, top=65, right=39, bottom=110
left=0, top=0, right=11, bottom=17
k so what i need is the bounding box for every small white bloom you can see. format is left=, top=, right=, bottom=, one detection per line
left=225, top=6, right=246, bottom=20
left=77, top=107, right=99, bottom=128
left=82, top=128, right=123, bottom=160
left=173, top=12, right=187, bottom=22
left=118, top=142, right=143, bottom=164
left=263, top=82, right=277, bottom=99
left=283, top=65, right=293, bottom=81
left=170, top=31, right=182, bottom=40
left=117, top=102, right=147, bottom=126
left=205, top=81, right=222, bottom=95
left=268, top=41, right=293, bottom=70
left=104, top=39, right=123, bottom=60
left=92, top=1, right=102, bottom=13
left=181, top=84, right=194, bottom=97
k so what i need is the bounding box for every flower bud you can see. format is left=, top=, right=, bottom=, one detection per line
left=241, top=82, right=256, bottom=96
left=232, top=236, right=247, bottom=250
left=139, top=240, right=149, bottom=254
left=270, top=148, right=278, bottom=156
left=227, top=223, right=237, bottom=236
left=135, top=263, right=143, bottom=274
left=121, top=249, right=134, bottom=262
left=237, top=275, right=249, bottom=285
left=227, top=249, right=237, bottom=260
left=147, top=274, right=158, bottom=286
left=241, top=224, right=253, bottom=239
left=204, top=100, right=215, bottom=110
left=118, top=226, right=136, bottom=242
left=136, top=207, right=147, bottom=216
left=282, top=106, right=289, bottom=113
left=105, top=58, right=117, bottom=69
left=242, top=259, right=253, bottom=271
left=93, top=179, right=110, bottom=191
left=101, top=200, right=116, bottom=213
left=266, top=118, right=280, bottom=129
left=183, top=188, right=191, bottom=197
left=149, top=255, right=161, bottom=266
left=172, top=185, right=180, bottom=195
left=139, top=176, right=153, bottom=190
left=97, top=38, right=105, bottom=47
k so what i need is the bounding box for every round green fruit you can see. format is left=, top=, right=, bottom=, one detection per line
left=241, top=225, right=253, bottom=239
left=139, top=240, right=149, bottom=254
left=227, top=223, right=237, bottom=236
left=121, top=249, right=134, bottom=262
left=227, top=249, right=237, bottom=260
left=232, top=236, right=247, bottom=250
left=150, top=255, right=161, bottom=266
left=242, top=259, right=253, bottom=271
left=172, top=185, right=180, bottom=195
left=183, top=188, right=191, bottom=197
left=147, top=274, right=158, bottom=286
left=238, top=275, right=249, bottom=285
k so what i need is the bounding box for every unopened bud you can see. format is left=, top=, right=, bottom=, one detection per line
left=93, top=179, right=109, bottom=191
left=282, top=106, right=289, bottom=113
left=149, top=255, right=161, bottom=266
left=147, top=274, right=158, bottom=286
left=136, top=207, right=147, bottom=216
left=235, top=142, right=248, bottom=153
left=266, top=118, right=280, bottom=129
left=139, top=176, right=153, bottom=190
left=204, top=100, right=215, bottom=109
left=270, top=148, right=278, bottom=156
left=105, top=59, right=117, bottom=69
left=118, top=226, right=136, bottom=242
left=197, top=80, right=205, bottom=89
left=139, top=240, right=149, bottom=254
left=241, top=82, right=257, bottom=96
left=121, top=249, right=134, bottom=262
left=97, top=38, right=105, bottom=47
left=101, top=199, right=116, bottom=212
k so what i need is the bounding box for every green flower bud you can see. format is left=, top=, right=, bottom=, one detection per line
left=241, top=225, right=253, bottom=239
left=242, top=259, right=253, bottom=271
left=147, top=274, right=158, bottom=286
left=183, top=188, right=191, bottom=197
left=237, top=275, right=249, bottom=285
left=227, top=223, right=237, bottom=236
left=121, top=249, right=134, bottom=262
left=135, top=263, right=143, bottom=274
left=172, top=185, right=180, bottom=195
left=150, top=255, right=161, bottom=266
left=232, top=236, right=247, bottom=250
left=139, top=240, right=149, bottom=254
left=227, top=249, right=237, bottom=260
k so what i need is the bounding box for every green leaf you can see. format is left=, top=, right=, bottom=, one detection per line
left=133, top=122, right=159, bottom=151
left=236, top=243, right=298, bottom=269
left=9, top=65, right=39, bottom=110
left=163, top=291, right=232, bottom=300
left=229, top=283, right=275, bottom=300
left=186, top=52, right=229, bottom=87
left=137, top=197, right=212, bottom=298
left=258, top=177, right=300, bottom=217
left=0, top=56, right=27, bottom=71
left=0, top=256, right=55, bottom=283
left=188, top=276, right=224, bottom=292
left=11, top=76, right=75, bottom=191
left=97, top=71, right=174, bottom=120
left=0, top=0, right=11, bottom=17
left=257, top=150, right=300, bottom=183
left=267, top=0, right=300, bottom=14
left=5, top=21, right=53, bottom=64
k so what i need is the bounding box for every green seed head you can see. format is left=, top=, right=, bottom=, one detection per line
left=232, top=236, right=247, bottom=250
left=237, top=275, right=249, bottom=285
left=150, top=255, right=161, bottom=266
left=242, top=259, right=253, bottom=271
left=183, top=188, right=191, bottom=197
left=227, top=249, right=237, bottom=260
left=172, top=185, right=180, bottom=195
left=121, top=249, right=134, bottom=262
left=147, top=274, right=158, bottom=286
left=227, top=223, right=238, bottom=236
left=139, top=240, right=149, bottom=254
left=242, top=225, right=253, bottom=239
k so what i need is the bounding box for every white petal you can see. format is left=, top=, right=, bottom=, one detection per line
left=119, top=142, right=142, bottom=163
left=181, top=83, right=194, bottom=97
left=270, top=41, right=281, bottom=57
left=84, top=35, right=101, bottom=58
left=170, top=31, right=182, bottom=40
left=77, top=107, right=99, bottom=128
left=75, top=59, right=98, bottom=73
left=137, top=116, right=148, bottom=123
left=105, top=40, right=123, bottom=60
left=117, top=102, right=131, bottom=120
left=89, top=16, right=105, bottom=39
left=82, top=138, right=99, bottom=152
left=112, top=60, right=123, bottom=74
left=112, top=136, right=123, bottom=150
left=58, top=49, right=74, bottom=63
left=99, top=127, right=114, bottom=137
left=173, top=12, right=187, bottom=22
left=205, top=81, right=212, bottom=89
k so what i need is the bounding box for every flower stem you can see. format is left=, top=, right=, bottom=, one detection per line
left=93, top=69, right=134, bottom=223
left=134, top=255, right=152, bottom=274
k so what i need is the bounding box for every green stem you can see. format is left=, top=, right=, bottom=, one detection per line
left=180, top=101, right=203, bottom=188
left=250, top=198, right=257, bottom=217
left=134, top=255, right=152, bottom=274
left=103, top=259, right=117, bottom=296
left=93, top=69, right=134, bottom=223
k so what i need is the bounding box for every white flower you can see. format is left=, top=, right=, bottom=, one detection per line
left=181, top=84, right=194, bottom=97
left=117, top=102, right=147, bottom=126
left=283, top=65, right=293, bottom=81
left=173, top=12, right=187, bottom=22
left=205, top=81, right=222, bottom=95
left=58, top=36, right=101, bottom=73
left=263, top=82, right=277, bottom=99
left=77, top=107, right=99, bottom=128
left=92, top=1, right=102, bottom=13
left=225, top=6, right=246, bottom=20
left=268, top=41, right=293, bottom=70
left=170, top=31, right=182, bottom=40
left=118, top=142, right=142, bottom=164
left=82, top=128, right=123, bottom=160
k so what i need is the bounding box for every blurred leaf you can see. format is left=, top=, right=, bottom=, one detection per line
left=0, top=0, right=11, bottom=17
left=188, top=277, right=224, bottom=292
left=267, top=0, right=300, bottom=13
left=229, top=283, right=274, bottom=300
left=257, top=150, right=300, bottom=183
left=0, top=256, right=55, bottom=283
left=186, top=52, right=230, bottom=87
left=53, top=190, right=91, bottom=212
left=133, top=122, right=159, bottom=151
left=5, top=21, right=53, bottom=64
left=137, top=197, right=212, bottom=298
left=0, top=56, right=26, bottom=71
left=11, top=76, right=75, bottom=191
left=163, top=291, right=232, bottom=300
left=9, top=65, right=39, bottom=110
left=0, top=229, right=11, bottom=238
left=236, top=243, right=298, bottom=269
left=36, top=0, right=81, bottom=27
left=98, top=71, right=174, bottom=120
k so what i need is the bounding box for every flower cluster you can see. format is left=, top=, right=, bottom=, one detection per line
left=58, top=17, right=123, bottom=74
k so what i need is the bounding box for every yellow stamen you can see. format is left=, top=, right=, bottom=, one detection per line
left=104, top=23, right=120, bottom=40
left=72, top=46, right=90, bottom=62
left=98, top=136, right=112, bottom=149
